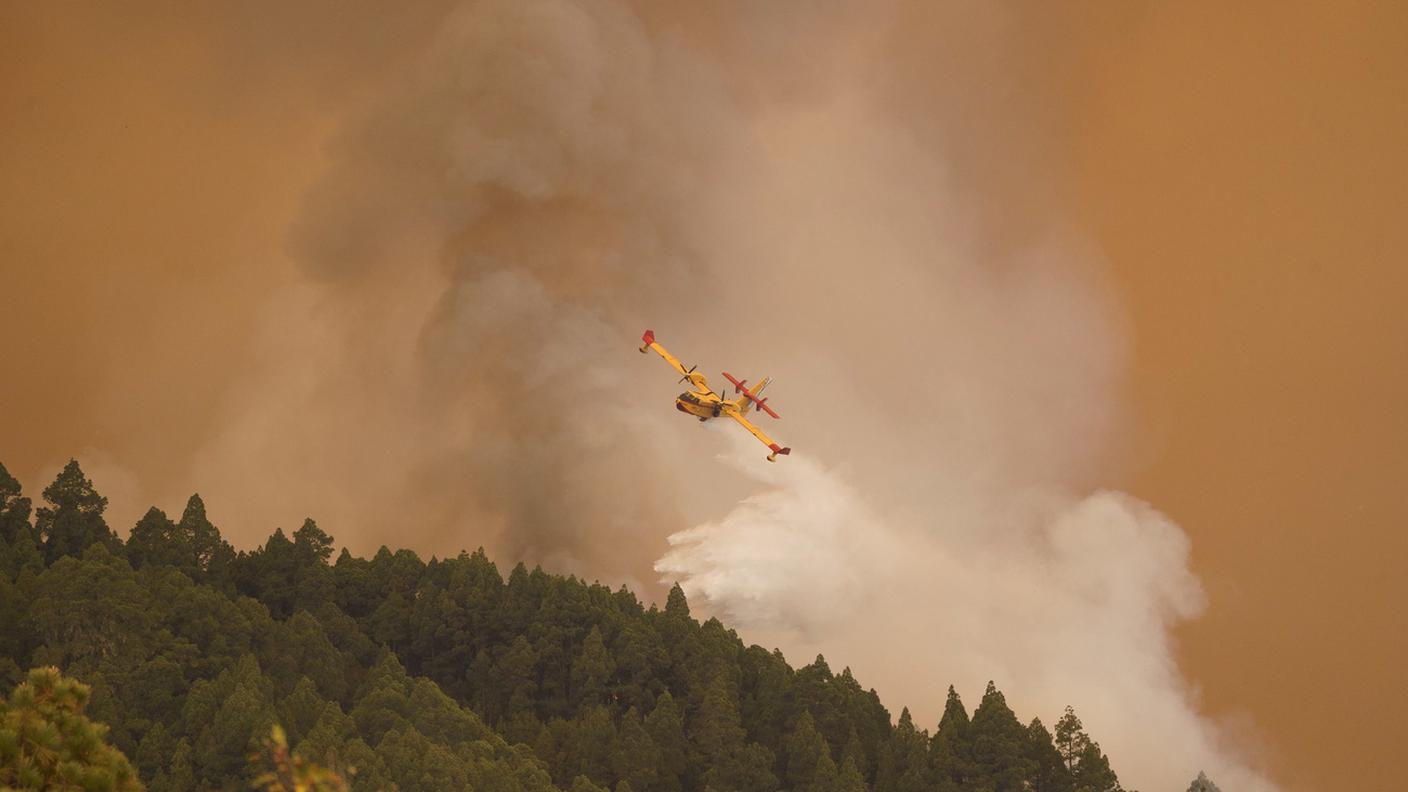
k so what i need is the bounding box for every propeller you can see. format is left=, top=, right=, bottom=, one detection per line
left=678, top=364, right=697, bottom=384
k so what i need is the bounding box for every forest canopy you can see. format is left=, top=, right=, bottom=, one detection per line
left=0, top=459, right=1139, bottom=792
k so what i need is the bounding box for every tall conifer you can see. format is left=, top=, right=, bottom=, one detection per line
left=930, top=685, right=971, bottom=788
left=0, top=463, right=31, bottom=546
left=968, top=681, right=1034, bottom=791
left=36, top=460, right=117, bottom=563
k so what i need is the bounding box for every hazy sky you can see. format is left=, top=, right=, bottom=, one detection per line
left=3, top=3, right=1404, bottom=791
left=1070, top=4, right=1408, bottom=788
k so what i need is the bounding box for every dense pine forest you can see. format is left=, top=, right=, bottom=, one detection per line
left=0, top=459, right=1134, bottom=792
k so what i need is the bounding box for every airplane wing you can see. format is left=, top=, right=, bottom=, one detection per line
left=728, top=410, right=792, bottom=461
left=640, top=330, right=714, bottom=394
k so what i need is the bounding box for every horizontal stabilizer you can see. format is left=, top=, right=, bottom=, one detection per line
left=722, top=371, right=780, bottom=419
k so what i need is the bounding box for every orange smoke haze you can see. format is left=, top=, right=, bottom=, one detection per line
left=1068, top=4, right=1408, bottom=790
left=3, top=3, right=1404, bottom=791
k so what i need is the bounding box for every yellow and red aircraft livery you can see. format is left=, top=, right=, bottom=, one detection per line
left=638, top=329, right=792, bottom=462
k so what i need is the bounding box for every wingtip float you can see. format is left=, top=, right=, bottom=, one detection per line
left=639, top=329, right=793, bottom=462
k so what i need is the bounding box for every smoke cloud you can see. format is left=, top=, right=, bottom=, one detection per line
left=4, top=2, right=1282, bottom=789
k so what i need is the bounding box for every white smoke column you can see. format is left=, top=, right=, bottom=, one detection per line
left=660, top=436, right=1278, bottom=792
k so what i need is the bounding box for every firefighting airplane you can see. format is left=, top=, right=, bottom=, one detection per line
left=639, top=329, right=792, bottom=461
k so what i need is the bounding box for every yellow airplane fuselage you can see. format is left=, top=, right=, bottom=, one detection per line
left=675, top=390, right=732, bottom=420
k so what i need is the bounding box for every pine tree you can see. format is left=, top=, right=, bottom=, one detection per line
left=290, top=519, right=336, bottom=613
left=27, top=544, right=156, bottom=669
left=664, top=583, right=690, bottom=619
left=277, top=676, right=329, bottom=746
left=180, top=494, right=234, bottom=588
left=572, top=626, right=614, bottom=714
left=187, top=655, right=278, bottom=786
left=967, top=681, right=1034, bottom=792
left=1054, top=706, right=1089, bottom=773
left=1071, top=740, right=1122, bottom=792
left=0, top=667, right=142, bottom=790
left=611, top=707, right=659, bottom=792
left=295, top=702, right=360, bottom=772
left=811, top=752, right=840, bottom=792
left=0, top=463, right=32, bottom=546
left=570, top=705, right=617, bottom=785
left=840, top=726, right=867, bottom=781
left=127, top=506, right=196, bottom=575
left=783, top=711, right=830, bottom=792
left=237, top=527, right=299, bottom=619
left=875, top=708, right=928, bottom=792
left=293, top=518, right=335, bottom=565
left=691, top=671, right=747, bottom=762
left=700, top=742, right=778, bottom=792
left=375, top=723, right=468, bottom=791
left=645, top=691, right=686, bottom=792
left=0, top=465, right=38, bottom=585
left=0, top=522, right=42, bottom=581
left=1027, top=717, right=1074, bottom=792
left=836, top=755, right=868, bottom=792
left=929, top=685, right=971, bottom=788
left=0, top=577, right=30, bottom=674
left=692, top=671, right=777, bottom=792
left=368, top=589, right=414, bottom=657
left=133, top=721, right=175, bottom=781
left=35, top=459, right=118, bottom=564
left=160, top=738, right=196, bottom=792
left=496, top=635, right=539, bottom=729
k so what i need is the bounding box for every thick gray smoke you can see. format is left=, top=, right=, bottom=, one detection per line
left=163, top=2, right=1279, bottom=789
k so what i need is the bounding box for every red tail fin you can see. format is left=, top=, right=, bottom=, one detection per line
left=722, top=371, right=780, bottom=418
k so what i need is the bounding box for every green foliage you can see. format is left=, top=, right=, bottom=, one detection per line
left=645, top=692, right=687, bottom=792
left=35, top=460, right=119, bottom=564
left=0, top=666, right=142, bottom=790
left=125, top=495, right=236, bottom=591
left=966, top=681, right=1034, bottom=791
left=874, top=708, right=927, bottom=792
left=0, top=456, right=1143, bottom=792
left=783, top=711, right=829, bottom=792
left=837, top=756, right=868, bottom=792
left=0, top=462, right=34, bottom=549
left=572, top=627, right=614, bottom=714
left=929, top=684, right=971, bottom=789
left=28, top=547, right=157, bottom=672
left=1054, top=707, right=1123, bottom=792
left=1026, top=718, right=1074, bottom=792
left=1054, top=706, right=1087, bottom=773
left=1071, top=741, right=1122, bottom=792
left=180, top=494, right=236, bottom=590
left=0, top=464, right=41, bottom=586
left=127, top=508, right=193, bottom=579
left=611, top=708, right=659, bottom=792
